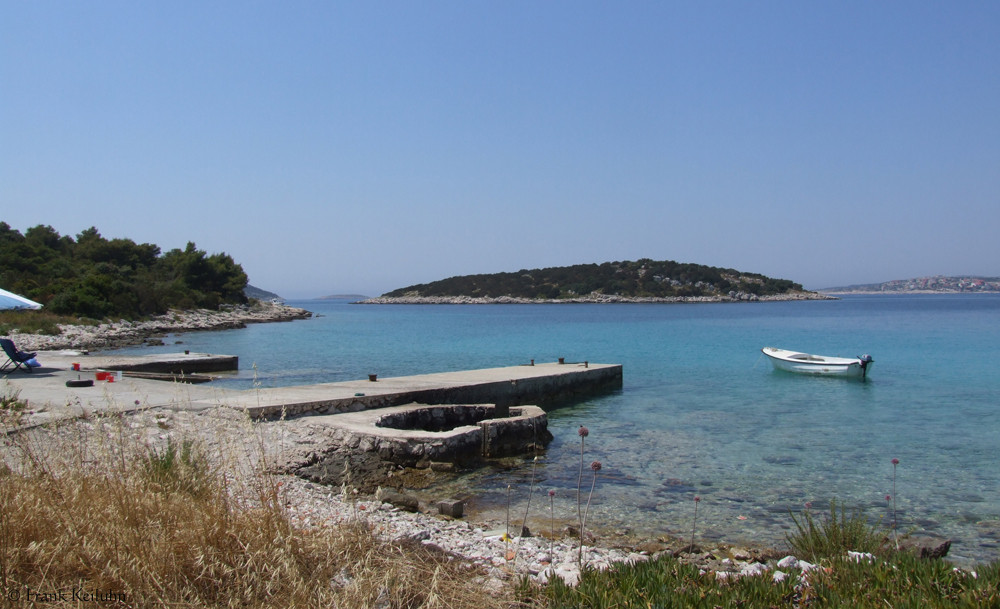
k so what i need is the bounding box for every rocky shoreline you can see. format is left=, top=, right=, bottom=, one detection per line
left=10, top=301, right=313, bottom=353
left=1, top=399, right=965, bottom=592
left=0, top=400, right=781, bottom=588
left=359, top=291, right=835, bottom=305
left=278, top=473, right=960, bottom=588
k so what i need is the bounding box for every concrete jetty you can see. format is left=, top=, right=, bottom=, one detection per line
left=235, top=360, right=622, bottom=418
left=2, top=351, right=622, bottom=427
left=3, top=352, right=622, bottom=481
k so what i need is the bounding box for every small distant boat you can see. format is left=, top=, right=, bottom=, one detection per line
left=761, top=347, right=874, bottom=379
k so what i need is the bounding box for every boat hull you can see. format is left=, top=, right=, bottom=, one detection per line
left=762, top=348, right=873, bottom=378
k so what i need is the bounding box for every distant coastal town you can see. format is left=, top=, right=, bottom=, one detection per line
left=823, top=275, right=1000, bottom=294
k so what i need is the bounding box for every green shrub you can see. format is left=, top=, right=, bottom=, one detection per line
left=787, top=500, right=887, bottom=561
left=541, top=555, right=797, bottom=608
left=143, top=438, right=212, bottom=498
left=536, top=550, right=1000, bottom=609
left=803, top=551, right=999, bottom=607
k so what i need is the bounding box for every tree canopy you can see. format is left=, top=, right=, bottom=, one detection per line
left=383, top=258, right=804, bottom=299
left=0, top=223, right=248, bottom=319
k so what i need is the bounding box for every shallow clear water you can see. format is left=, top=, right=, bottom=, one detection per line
left=110, top=295, right=1000, bottom=564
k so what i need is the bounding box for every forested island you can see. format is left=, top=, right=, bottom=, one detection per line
left=366, top=259, right=828, bottom=304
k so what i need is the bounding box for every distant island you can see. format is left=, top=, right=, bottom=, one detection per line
left=362, top=259, right=831, bottom=304
left=822, top=276, right=1000, bottom=294
left=318, top=294, right=371, bottom=300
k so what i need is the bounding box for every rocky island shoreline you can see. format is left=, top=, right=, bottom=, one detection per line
left=10, top=300, right=312, bottom=353
left=360, top=291, right=835, bottom=305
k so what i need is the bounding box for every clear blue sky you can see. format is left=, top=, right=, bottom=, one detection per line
left=3, top=2, right=997, bottom=298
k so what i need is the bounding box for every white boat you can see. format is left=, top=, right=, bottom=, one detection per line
left=761, top=347, right=874, bottom=379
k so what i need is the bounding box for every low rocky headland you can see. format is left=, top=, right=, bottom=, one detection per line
left=10, top=300, right=312, bottom=353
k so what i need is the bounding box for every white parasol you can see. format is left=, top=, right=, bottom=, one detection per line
left=0, top=287, right=43, bottom=310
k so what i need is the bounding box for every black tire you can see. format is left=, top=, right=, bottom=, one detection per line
left=65, top=379, right=94, bottom=388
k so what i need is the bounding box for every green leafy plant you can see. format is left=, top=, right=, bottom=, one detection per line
left=143, top=438, right=212, bottom=498
left=543, top=553, right=797, bottom=608
left=787, top=499, right=886, bottom=561
left=538, top=550, right=999, bottom=609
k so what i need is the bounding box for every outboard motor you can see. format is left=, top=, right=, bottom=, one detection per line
left=858, top=354, right=874, bottom=378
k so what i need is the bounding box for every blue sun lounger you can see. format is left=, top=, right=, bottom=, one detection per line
left=1, top=338, right=37, bottom=374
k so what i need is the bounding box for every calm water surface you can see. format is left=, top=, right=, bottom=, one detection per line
left=110, top=295, right=1000, bottom=564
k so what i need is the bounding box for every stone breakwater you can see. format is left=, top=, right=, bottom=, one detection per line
left=360, top=291, right=835, bottom=305
left=11, top=302, right=312, bottom=352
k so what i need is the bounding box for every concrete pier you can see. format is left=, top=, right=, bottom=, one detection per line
left=237, top=361, right=622, bottom=419
left=3, top=353, right=622, bottom=427
left=4, top=354, right=622, bottom=480
left=72, top=351, right=238, bottom=374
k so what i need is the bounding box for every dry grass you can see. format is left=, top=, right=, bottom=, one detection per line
left=0, top=414, right=532, bottom=609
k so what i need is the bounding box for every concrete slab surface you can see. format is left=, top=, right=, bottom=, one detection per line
left=2, top=350, right=622, bottom=429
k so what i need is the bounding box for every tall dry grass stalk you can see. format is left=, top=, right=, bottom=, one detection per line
left=577, top=461, right=601, bottom=566
left=575, top=425, right=588, bottom=560
left=0, top=408, right=527, bottom=609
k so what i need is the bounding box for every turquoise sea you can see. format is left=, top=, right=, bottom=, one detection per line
left=110, top=294, right=1000, bottom=565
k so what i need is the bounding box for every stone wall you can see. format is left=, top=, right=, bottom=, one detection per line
left=294, top=404, right=551, bottom=476
left=376, top=405, right=496, bottom=433
left=480, top=408, right=553, bottom=457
